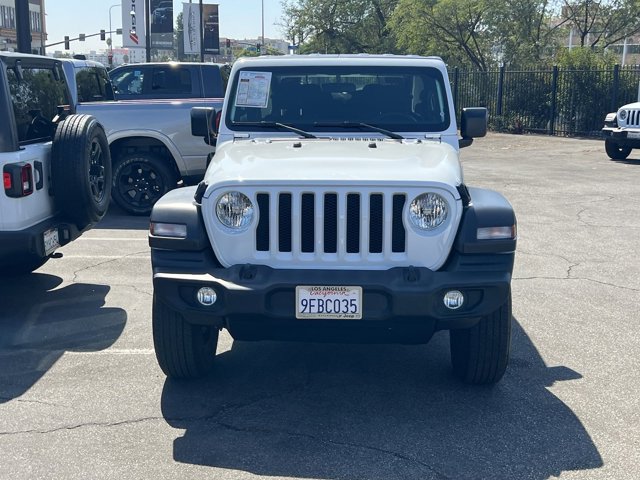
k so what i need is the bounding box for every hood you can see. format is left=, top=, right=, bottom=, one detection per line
left=203, top=138, right=463, bottom=190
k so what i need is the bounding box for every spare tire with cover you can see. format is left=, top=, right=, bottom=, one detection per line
left=51, top=114, right=111, bottom=228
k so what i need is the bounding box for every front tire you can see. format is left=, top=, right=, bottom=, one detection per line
left=605, top=139, right=631, bottom=160
left=112, top=153, right=177, bottom=215
left=152, top=294, right=218, bottom=378
left=450, top=292, right=512, bottom=385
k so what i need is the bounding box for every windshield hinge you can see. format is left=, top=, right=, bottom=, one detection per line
left=233, top=133, right=251, bottom=139
left=423, top=134, right=442, bottom=142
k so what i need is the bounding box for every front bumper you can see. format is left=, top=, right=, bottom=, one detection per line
left=152, top=250, right=513, bottom=344
left=602, top=127, right=640, bottom=147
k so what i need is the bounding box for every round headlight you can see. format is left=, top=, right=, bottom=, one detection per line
left=216, top=191, right=254, bottom=230
left=409, top=193, right=448, bottom=230
left=620, top=110, right=628, bottom=120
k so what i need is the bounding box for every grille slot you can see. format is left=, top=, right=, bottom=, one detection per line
left=369, top=194, right=383, bottom=253
left=256, top=194, right=270, bottom=251
left=324, top=193, right=338, bottom=253
left=254, top=190, right=407, bottom=258
left=301, top=193, right=315, bottom=253
left=346, top=194, right=360, bottom=253
left=392, top=194, right=406, bottom=252
left=278, top=193, right=292, bottom=252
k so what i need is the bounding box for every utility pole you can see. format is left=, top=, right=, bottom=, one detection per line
left=145, top=0, right=151, bottom=61
left=109, top=4, right=121, bottom=65
left=15, top=0, right=32, bottom=54
left=199, top=0, right=204, bottom=62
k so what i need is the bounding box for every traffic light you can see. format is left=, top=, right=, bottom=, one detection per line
left=79, top=33, right=85, bottom=42
left=226, top=38, right=231, bottom=49
left=64, top=36, right=70, bottom=50
left=100, top=30, right=106, bottom=41
left=256, top=43, right=261, bottom=54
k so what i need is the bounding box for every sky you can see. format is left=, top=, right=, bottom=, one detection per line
left=45, top=0, right=285, bottom=53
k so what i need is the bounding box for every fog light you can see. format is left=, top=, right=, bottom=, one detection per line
left=443, top=290, right=464, bottom=310
left=197, top=287, right=217, bottom=306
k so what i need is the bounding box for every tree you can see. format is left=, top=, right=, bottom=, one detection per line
left=561, top=0, right=640, bottom=49
left=390, top=0, right=493, bottom=70
left=485, top=0, right=566, bottom=66
left=281, top=0, right=398, bottom=54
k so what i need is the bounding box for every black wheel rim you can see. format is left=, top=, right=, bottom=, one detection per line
left=117, top=161, right=166, bottom=210
left=88, top=139, right=107, bottom=203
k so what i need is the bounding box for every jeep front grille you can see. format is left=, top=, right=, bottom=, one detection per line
left=255, top=191, right=407, bottom=256
left=623, top=109, right=640, bottom=127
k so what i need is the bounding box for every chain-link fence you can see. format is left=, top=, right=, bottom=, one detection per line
left=450, top=65, right=640, bottom=137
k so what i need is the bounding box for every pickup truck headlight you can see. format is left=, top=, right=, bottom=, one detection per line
left=216, top=191, right=254, bottom=230
left=409, top=193, right=448, bottom=230
left=619, top=110, right=628, bottom=121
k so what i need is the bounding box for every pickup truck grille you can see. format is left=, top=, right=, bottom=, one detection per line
left=255, top=191, right=407, bottom=256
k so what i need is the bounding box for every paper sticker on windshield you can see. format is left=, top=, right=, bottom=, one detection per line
left=235, top=71, right=272, bottom=108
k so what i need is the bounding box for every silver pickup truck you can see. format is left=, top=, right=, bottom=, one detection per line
left=63, top=60, right=227, bottom=214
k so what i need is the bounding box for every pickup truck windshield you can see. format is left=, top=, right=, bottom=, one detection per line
left=227, top=65, right=451, bottom=134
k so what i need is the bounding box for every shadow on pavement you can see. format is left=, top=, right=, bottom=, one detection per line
left=94, top=203, right=150, bottom=231
left=608, top=156, right=640, bottom=165
left=161, top=318, right=602, bottom=480
left=0, top=273, right=127, bottom=403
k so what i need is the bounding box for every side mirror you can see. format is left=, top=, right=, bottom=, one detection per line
left=459, top=107, right=487, bottom=148
left=191, top=107, right=218, bottom=146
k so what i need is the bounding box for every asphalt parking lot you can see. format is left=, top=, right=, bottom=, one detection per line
left=1, top=132, right=639, bottom=480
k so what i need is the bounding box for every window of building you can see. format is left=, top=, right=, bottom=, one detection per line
left=30, top=11, right=41, bottom=32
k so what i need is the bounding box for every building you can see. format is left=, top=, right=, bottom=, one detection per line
left=0, top=0, right=46, bottom=54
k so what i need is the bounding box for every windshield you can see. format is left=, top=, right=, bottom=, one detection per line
left=226, top=65, right=451, bottom=133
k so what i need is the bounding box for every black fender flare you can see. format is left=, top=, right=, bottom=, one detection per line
left=454, top=187, right=517, bottom=255
left=149, top=185, right=209, bottom=252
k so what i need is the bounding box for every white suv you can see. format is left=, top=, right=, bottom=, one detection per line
left=0, top=52, right=111, bottom=275
left=602, top=102, right=640, bottom=159
left=149, top=55, right=517, bottom=384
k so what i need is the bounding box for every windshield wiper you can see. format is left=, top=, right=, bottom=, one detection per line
left=313, top=122, right=404, bottom=140
left=232, top=121, right=316, bottom=139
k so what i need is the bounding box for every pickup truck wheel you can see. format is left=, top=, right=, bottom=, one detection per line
left=152, top=294, right=218, bottom=378
left=112, top=154, right=177, bottom=215
left=605, top=139, right=632, bottom=160
left=449, top=292, right=512, bottom=385
left=51, top=114, right=112, bottom=229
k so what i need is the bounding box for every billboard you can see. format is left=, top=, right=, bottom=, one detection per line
left=182, top=2, right=201, bottom=55
left=122, top=0, right=146, bottom=49
left=150, top=0, right=174, bottom=48
left=202, top=4, right=220, bottom=54
left=182, top=3, right=219, bottom=55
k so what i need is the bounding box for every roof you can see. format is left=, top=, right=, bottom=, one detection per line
left=109, top=61, right=226, bottom=71
left=0, top=51, right=57, bottom=61
left=231, top=54, right=446, bottom=69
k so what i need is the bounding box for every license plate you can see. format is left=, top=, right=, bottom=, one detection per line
left=43, top=228, right=60, bottom=255
left=627, top=131, right=640, bottom=139
left=296, top=286, right=362, bottom=319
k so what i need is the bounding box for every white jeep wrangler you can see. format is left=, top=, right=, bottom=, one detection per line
left=0, top=52, right=111, bottom=275
left=602, top=102, right=640, bottom=160
left=149, top=55, right=517, bottom=384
